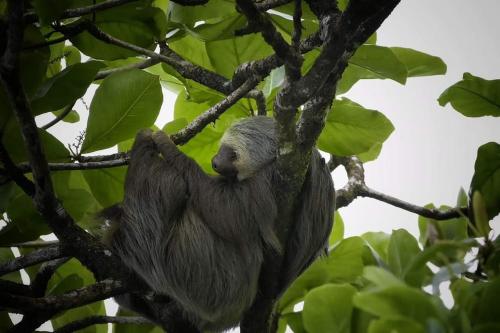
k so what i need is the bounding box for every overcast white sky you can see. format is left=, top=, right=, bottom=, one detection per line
left=33, top=0, right=499, bottom=330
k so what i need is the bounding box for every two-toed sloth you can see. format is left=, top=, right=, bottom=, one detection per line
left=103, top=116, right=334, bottom=332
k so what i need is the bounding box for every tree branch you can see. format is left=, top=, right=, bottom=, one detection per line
left=334, top=155, right=468, bottom=220
left=0, top=279, right=125, bottom=313
left=171, top=77, right=262, bottom=145
left=0, top=244, right=64, bottom=276
left=94, top=58, right=160, bottom=80
left=24, top=0, right=140, bottom=23
left=54, top=315, right=153, bottom=333
left=40, top=101, right=77, bottom=130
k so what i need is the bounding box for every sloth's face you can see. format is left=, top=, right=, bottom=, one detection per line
left=211, top=144, right=239, bottom=179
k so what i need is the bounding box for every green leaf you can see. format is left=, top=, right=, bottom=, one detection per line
left=354, top=285, right=448, bottom=325
left=303, top=284, right=357, bottom=333
left=71, top=3, right=166, bottom=60
left=368, top=319, right=426, bottom=333
left=52, top=108, right=80, bottom=123
left=362, top=231, right=391, bottom=262
left=169, top=35, right=215, bottom=72
left=190, top=13, right=247, bottom=41
left=388, top=229, right=432, bottom=287
left=279, top=237, right=365, bottom=311
left=472, top=191, right=491, bottom=237
left=22, top=26, right=51, bottom=97
left=31, top=61, right=104, bottom=115
left=363, top=266, right=404, bottom=288
left=0, top=193, right=51, bottom=246
left=438, top=73, right=500, bottom=117
left=318, top=98, right=394, bottom=157
left=474, top=278, right=500, bottom=325
left=83, top=167, right=127, bottom=208
left=206, top=33, right=274, bottom=79
left=48, top=259, right=107, bottom=333
left=337, top=45, right=407, bottom=94
left=33, top=0, right=67, bottom=25
left=167, top=0, right=235, bottom=26
left=0, top=182, right=17, bottom=214
left=64, top=45, right=82, bottom=66
left=329, top=211, right=344, bottom=246
left=470, top=142, right=500, bottom=219
left=82, top=69, right=162, bottom=153
left=2, top=119, right=69, bottom=163
left=418, top=204, right=468, bottom=264
left=391, top=47, right=447, bottom=77
left=281, top=312, right=306, bottom=333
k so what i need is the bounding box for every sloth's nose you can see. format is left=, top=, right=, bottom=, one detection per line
left=212, top=160, right=219, bottom=172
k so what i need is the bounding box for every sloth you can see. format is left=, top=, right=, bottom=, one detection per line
left=103, top=116, right=334, bottom=332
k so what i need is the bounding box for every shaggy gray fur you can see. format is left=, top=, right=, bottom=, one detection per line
left=104, top=116, right=334, bottom=332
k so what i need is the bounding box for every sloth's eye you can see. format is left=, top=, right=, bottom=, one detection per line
left=230, top=151, right=238, bottom=161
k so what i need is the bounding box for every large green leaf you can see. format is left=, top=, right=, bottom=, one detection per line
left=0, top=193, right=51, bottom=246
left=368, top=319, right=426, bottom=333
left=83, top=167, right=127, bottom=208
left=71, top=3, right=166, bottom=60
left=206, top=33, right=274, bottom=79
left=470, top=142, right=500, bottom=219
left=438, top=73, right=500, bottom=117
left=303, top=284, right=357, bottom=333
left=31, top=61, right=104, bottom=115
left=48, top=259, right=107, bottom=333
left=362, top=231, right=391, bottom=262
left=279, top=237, right=365, bottom=311
left=418, top=204, right=468, bottom=265
left=337, top=45, right=407, bottom=94
left=318, top=98, right=394, bottom=158
left=169, top=35, right=215, bottom=72
left=189, top=13, right=247, bottom=41
left=354, top=286, right=448, bottom=326
left=2, top=119, right=69, bottom=163
left=167, top=0, right=235, bottom=26
left=388, top=229, right=432, bottom=287
left=391, top=47, right=447, bottom=77
left=82, top=69, right=162, bottom=153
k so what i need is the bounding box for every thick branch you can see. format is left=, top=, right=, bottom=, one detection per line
left=54, top=316, right=153, bottom=333
left=82, top=23, right=230, bottom=94
left=0, top=245, right=64, bottom=276
left=236, top=0, right=300, bottom=79
left=0, top=279, right=125, bottom=313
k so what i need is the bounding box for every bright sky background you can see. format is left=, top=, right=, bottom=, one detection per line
left=30, top=0, right=500, bottom=331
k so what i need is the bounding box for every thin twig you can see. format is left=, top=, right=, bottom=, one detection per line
left=24, top=0, right=139, bottom=23
left=334, top=155, right=468, bottom=220
left=54, top=315, right=153, bottom=333
left=0, top=245, right=64, bottom=276
left=171, top=77, right=262, bottom=145
left=40, top=101, right=77, bottom=130
left=94, top=58, right=161, bottom=80
left=1, top=240, right=60, bottom=248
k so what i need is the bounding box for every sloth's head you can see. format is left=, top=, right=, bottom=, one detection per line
left=212, top=116, right=278, bottom=181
